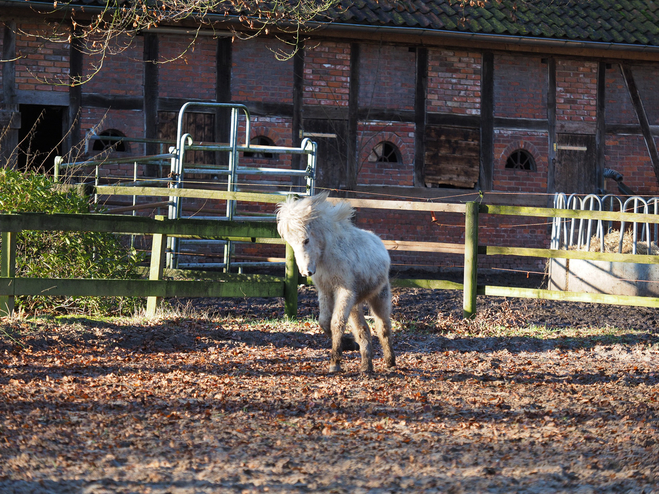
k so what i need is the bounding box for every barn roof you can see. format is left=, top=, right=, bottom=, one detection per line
left=326, top=0, right=659, bottom=49
left=4, top=0, right=659, bottom=50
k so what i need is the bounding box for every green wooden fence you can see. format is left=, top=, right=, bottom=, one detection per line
left=0, top=212, right=298, bottom=318
left=462, top=201, right=659, bottom=318
left=3, top=198, right=659, bottom=320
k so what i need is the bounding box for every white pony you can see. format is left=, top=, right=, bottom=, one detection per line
left=276, top=192, right=395, bottom=373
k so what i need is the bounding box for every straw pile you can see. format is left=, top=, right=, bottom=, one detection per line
left=569, top=229, right=659, bottom=255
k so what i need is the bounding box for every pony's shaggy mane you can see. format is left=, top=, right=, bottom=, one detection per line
left=276, top=192, right=354, bottom=239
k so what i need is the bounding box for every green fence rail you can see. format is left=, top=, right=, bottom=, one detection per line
left=0, top=212, right=298, bottom=318
left=462, top=201, right=659, bottom=318
left=3, top=200, right=659, bottom=320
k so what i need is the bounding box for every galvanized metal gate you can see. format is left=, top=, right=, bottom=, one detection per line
left=167, top=102, right=316, bottom=270
left=55, top=102, right=317, bottom=272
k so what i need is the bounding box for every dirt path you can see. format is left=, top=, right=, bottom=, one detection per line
left=1, top=289, right=658, bottom=493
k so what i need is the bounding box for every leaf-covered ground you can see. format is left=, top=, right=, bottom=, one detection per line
left=1, top=282, right=659, bottom=493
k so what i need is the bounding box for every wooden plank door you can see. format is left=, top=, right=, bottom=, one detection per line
left=554, top=134, right=597, bottom=195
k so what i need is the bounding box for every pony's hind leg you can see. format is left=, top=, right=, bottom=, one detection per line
left=369, top=283, right=396, bottom=369
left=348, top=305, right=373, bottom=373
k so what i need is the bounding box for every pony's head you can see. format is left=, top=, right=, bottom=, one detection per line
left=276, top=192, right=353, bottom=277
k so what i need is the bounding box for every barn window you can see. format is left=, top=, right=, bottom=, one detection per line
left=244, top=136, right=275, bottom=159
left=505, top=149, right=536, bottom=171
left=368, top=141, right=401, bottom=163
left=93, top=129, right=127, bottom=152
left=424, top=126, right=480, bottom=188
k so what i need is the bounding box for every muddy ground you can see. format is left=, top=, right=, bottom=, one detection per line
left=1, top=273, right=658, bottom=493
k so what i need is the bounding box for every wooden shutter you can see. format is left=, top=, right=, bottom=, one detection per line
left=423, top=125, right=480, bottom=188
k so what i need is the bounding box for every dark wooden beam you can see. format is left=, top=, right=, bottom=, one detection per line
left=0, top=110, right=20, bottom=129
left=479, top=51, right=494, bottom=191
left=427, top=112, right=480, bottom=128
left=621, top=63, right=659, bottom=185
left=81, top=94, right=143, bottom=110
left=291, top=44, right=304, bottom=185
left=216, top=37, right=232, bottom=167
left=67, top=27, right=83, bottom=156
left=143, top=33, right=159, bottom=175
left=546, top=57, right=557, bottom=200
left=2, top=21, right=18, bottom=166
left=414, top=47, right=428, bottom=187
left=606, top=124, right=659, bottom=136
left=595, top=61, right=606, bottom=190
left=346, top=43, right=360, bottom=190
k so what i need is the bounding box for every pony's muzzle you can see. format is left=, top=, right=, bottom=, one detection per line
left=300, top=267, right=315, bottom=277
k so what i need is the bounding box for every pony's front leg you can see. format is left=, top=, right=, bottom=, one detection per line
left=317, top=289, right=333, bottom=338
left=328, top=290, right=355, bottom=373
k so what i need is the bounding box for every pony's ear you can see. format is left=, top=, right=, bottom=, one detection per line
left=309, top=191, right=328, bottom=206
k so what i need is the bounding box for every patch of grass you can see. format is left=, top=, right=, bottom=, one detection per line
left=0, top=168, right=145, bottom=316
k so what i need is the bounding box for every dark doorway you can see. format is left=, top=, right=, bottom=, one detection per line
left=18, top=105, right=65, bottom=173
left=554, top=133, right=597, bottom=194
left=303, top=119, right=348, bottom=189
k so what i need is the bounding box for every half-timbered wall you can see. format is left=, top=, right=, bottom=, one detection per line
left=5, top=17, right=659, bottom=273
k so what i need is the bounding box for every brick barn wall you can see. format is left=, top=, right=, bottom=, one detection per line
left=237, top=115, right=294, bottom=194
left=84, top=36, right=143, bottom=98
left=556, top=60, right=597, bottom=123
left=356, top=121, right=415, bottom=187
left=80, top=37, right=146, bottom=156
left=427, top=49, right=481, bottom=115
left=358, top=44, right=415, bottom=111
left=493, top=131, right=548, bottom=194
left=604, top=64, right=659, bottom=196
left=606, top=64, right=636, bottom=125
left=605, top=134, right=659, bottom=196
left=631, top=64, right=659, bottom=125
left=492, top=55, right=548, bottom=199
left=159, top=35, right=215, bottom=100
left=493, top=54, right=547, bottom=119
left=14, top=20, right=70, bottom=92
left=303, top=42, right=351, bottom=107
left=231, top=38, right=294, bottom=104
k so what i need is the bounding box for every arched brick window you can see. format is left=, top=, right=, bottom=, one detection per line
left=244, top=135, right=275, bottom=159
left=369, top=141, right=401, bottom=164
left=93, top=129, right=127, bottom=152
left=505, top=149, right=536, bottom=171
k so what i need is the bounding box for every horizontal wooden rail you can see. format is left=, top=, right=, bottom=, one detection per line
left=330, top=197, right=467, bottom=213
left=384, top=240, right=464, bottom=254
left=0, top=278, right=283, bottom=299
left=98, top=186, right=470, bottom=214
left=0, top=213, right=279, bottom=239
left=482, top=203, right=659, bottom=224
left=481, top=246, right=659, bottom=264
left=392, top=278, right=463, bottom=290
left=480, top=285, right=659, bottom=308
left=97, top=186, right=286, bottom=204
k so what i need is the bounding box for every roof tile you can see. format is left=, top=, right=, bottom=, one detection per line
left=12, top=0, right=659, bottom=48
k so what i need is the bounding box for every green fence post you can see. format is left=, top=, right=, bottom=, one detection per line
left=146, top=216, right=167, bottom=317
left=284, top=242, right=298, bottom=319
left=1, top=231, right=16, bottom=317
left=463, top=201, right=479, bottom=319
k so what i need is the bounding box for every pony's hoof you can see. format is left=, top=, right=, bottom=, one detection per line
left=329, top=363, right=341, bottom=373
